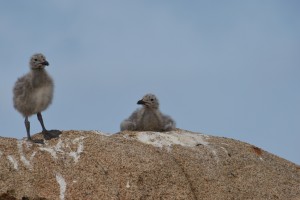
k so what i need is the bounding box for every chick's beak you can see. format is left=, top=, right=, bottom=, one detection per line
left=137, top=100, right=145, bottom=105
left=42, top=61, right=49, bottom=66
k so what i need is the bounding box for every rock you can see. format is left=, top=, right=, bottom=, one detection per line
left=0, top=129, right=299, bottom=200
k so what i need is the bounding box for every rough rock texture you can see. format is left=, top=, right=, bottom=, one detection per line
left=0, top=129, right=299, bottom=200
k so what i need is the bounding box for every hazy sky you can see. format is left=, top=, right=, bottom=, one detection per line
left=0, top=1, right=299, bottom=164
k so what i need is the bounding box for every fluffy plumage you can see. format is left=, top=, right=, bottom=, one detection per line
left=13, top=53, right=53, bottom=117
left=13, top=53, right=56, bottom=143
left=120, top=94, right=176, bottom=132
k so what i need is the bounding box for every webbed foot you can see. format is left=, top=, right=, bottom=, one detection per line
left=42, top=130, right=62, bottom=140
left=29, top=138, right=45, bottom=144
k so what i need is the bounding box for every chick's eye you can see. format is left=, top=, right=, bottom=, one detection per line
left=34, top=59, right=38, bottom=61
left=151, top=99, right=154, bottom=101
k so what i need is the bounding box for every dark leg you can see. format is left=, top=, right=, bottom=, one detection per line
left=37, top=112, right=61, bottom=140
left=37, top=112, right=51, bottom=140
left=25, top=116, right=44, bottom=144
left=25, top=116, right=31, bottom=140
left=37, top=112, right=47, bottom=132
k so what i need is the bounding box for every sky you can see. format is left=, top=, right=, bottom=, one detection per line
left=0, top=1, right=299, bottom=164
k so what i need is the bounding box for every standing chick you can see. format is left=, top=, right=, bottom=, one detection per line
left=120, top=93, right=176, bottom=132
left=13, top=53, right=58, bottom=143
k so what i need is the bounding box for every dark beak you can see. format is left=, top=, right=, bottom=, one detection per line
left=42, top=61, right=49, bottom=66
left=137, top=100, right=145, bottom=105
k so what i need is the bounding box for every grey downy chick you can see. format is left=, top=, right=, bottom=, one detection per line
left=120, top=93, right=176, bottom=132
left=13, top=53, right=60, bottom=143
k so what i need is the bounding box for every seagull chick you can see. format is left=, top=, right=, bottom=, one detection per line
left=120, top=93, right=176, bottom=132
left=13, top=53, right=59, bottom=143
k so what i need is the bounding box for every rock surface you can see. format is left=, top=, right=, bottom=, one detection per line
left=0, top=129, right=299, bottom=200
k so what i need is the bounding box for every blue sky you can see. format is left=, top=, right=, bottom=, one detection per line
left=0, top=1, right=299, bottom=164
